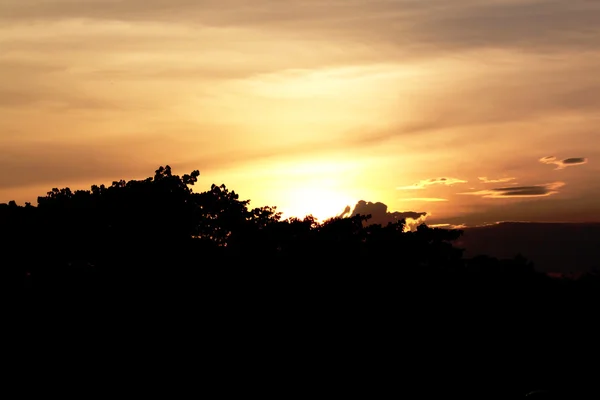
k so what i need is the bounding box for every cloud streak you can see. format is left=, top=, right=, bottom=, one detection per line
left=459, top=182, right=565, bottom=199
left=478, top=176, right=516, bottom=184
left=400, top=198, right=448, bottom=202
left=430, top=223, right=467, bottom=230
left=539, top=156, right=588, bottom=170
left=397, top=177, right=467, bottom=190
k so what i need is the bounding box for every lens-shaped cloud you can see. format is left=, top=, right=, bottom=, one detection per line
left=539, top=156, right=588, bottom=170
left=459, top=182, right=565, bottom=199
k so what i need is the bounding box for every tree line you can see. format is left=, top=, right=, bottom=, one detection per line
left=4, top=165, right=598, bottom=396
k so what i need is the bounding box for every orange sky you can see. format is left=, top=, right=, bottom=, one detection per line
left=1, top=0, right=599, bottom=226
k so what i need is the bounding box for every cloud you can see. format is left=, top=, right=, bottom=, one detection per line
left=450, top=224, right=467, bottom=230
left=430, top=223, right=467, bottom=229
left=2, top=0, right=599, bottom=55
left=427, top=182, right=600, bottom=228
left=397, top=177, right=467, bottom=190
left=2, top=1, right=600, bottom=143
left=338, top=205, right=352, bottom=219
left=401, top=198, right=448, bottom=202
left=345, top=200, right=428, bottom=231
left=459, top=182, right=565, bottom=199
left=540, top=156, right=588, bottom=170
left=478, top=177, right=517, bottom=184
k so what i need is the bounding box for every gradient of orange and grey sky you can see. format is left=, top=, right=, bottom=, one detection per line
left=1, top=0, right=599, bottom=226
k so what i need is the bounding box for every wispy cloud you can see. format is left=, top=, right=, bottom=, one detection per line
left=397, top=177, right=467, bottom=190
left=539, top=156, right=588, bottom=170
left=478, top=176, right=516, bottom=184
left=459, top=182, right=565, bottom=199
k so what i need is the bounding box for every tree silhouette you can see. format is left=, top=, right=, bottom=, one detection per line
left=4, top=165, right=598, bottom=397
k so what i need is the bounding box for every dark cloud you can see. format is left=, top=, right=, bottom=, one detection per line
left=343, top=200, right=428, bottom=230
left=493, top=186, right=551, bottom=196
left=539, top=156, right=588, bottom=170
left=459, top=182, right=565, bottom=199
left=563, top=157, right=587, bottom=165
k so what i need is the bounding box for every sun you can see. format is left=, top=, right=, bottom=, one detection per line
left=280, top=185, right=355, bottom=222
left=240, top=157, right=364, bottom=223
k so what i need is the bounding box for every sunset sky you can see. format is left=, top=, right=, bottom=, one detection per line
left=1, top=0, right=599, bottom=226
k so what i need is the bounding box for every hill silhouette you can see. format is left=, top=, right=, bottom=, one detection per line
left=5, top=166, right=599, bottom=398
left=458, top=222, right=600, bottom=274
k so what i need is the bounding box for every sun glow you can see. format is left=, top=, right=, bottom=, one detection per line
left=250, top=158, right=363, bottom=222
left=279, top=184, right=356, bottom=222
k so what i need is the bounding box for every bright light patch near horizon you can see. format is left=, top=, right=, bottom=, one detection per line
left=279, top=185, right=356, bottom=222
left=275, top=160, right=359, bottom=221
left=224, top=158, right=367, bottom=222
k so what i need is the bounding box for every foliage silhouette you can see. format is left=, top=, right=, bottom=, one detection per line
left=4, top=165, right=598, bottom=398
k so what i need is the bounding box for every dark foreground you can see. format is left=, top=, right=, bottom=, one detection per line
left=8, top=166, right=600, bottom=398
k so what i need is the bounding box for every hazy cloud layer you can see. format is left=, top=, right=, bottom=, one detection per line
left=539, top=156, right=588, bottom=170
left=2, top=0, right=600, bottom=225
left=0, top=136, right=191, bottom=191
left=397, top=177, right=467, bottom=190
left=2, top=1, right=599, bottom=54
left=459, top=182, right=565, bottom=199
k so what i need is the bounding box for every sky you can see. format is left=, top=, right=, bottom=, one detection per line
left=1, top=0, right=599, bottom=226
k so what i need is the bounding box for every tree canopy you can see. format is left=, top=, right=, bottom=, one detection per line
left=5, top=165, right=599, bottom=397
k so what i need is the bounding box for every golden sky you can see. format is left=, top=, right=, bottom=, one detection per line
left=1, top=0, right=599, bottom=226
